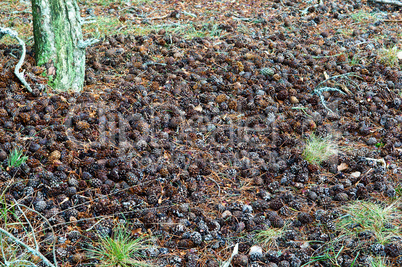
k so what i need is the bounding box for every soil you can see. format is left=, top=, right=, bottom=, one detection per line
left=0, top=0, right=402, bottom=266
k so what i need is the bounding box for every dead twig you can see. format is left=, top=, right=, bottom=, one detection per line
left=208, top=171, right=222, bottom=198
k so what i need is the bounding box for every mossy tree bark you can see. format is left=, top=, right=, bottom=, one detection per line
left=31, top=0, right=85, bottom=92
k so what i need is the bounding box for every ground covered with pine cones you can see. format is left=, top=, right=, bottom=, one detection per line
left=0, top=0, right=402, bottom=266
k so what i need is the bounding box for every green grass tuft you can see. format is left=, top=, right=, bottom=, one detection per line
left=301, top=245, right=352, bottom=267
left=86, top=225, right=153, bottom=267
left=7, top=148, right=28, bottom=169
left=254, top=227, right=284, bottom=249
left=302, top=134, right=337, bottom=165
left=377, top=46, right=401, bottom=68
left=335, top=200, right=402, bottom=245
left=369, top=256, right=389, bottom=267
left=350, top=10, right=382, bottom=24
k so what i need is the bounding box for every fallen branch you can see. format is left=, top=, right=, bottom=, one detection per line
left=313, top=87, right=346, bottom=113
left=142, top=61, right=167, bottom=68
left=383, top=19, right=402, bottom=22
left=313, top=72, right=363, bottom=113
left=0, top=27, right=32, bottom=92
left=315, top=72, right=362, bottom=90
left=78, top=38, right=100, bottom=49
left=0, top=228, right=55, bottom=267
left=11, top=10, right=32, bottom=14
left=300, top=0, right=324, bottom=15
left=373, top=0, right=402, bottom=6
left=16, top=202, right=59, bottom=267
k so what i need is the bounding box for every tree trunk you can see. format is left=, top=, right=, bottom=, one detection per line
left=31, top=0, right=85, bottom=92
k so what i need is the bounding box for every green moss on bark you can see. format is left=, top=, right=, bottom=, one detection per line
left=31, top=0, right=85, bottom=92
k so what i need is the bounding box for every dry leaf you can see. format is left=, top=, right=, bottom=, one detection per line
left=398, top=51, right=402, bottom=60
left=194, top=105, right=203, bottom=112
left=350, top=171, right=361, bottom=178
left=337, top=162, right=348, bottom=172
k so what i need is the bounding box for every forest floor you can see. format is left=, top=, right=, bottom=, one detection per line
left=0, top=0, right=402, bottom=266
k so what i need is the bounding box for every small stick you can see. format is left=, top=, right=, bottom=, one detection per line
left=207, top=171, right=222, bottom=198
left=134, top=13, right=171, bottom=21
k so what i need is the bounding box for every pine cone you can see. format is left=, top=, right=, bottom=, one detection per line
left=188, top=164, right=199, bottom=177
left=45, top=207, right=60, bottom=218
left=0, top=171, right=11, bottom=181
left=269, top=198, right=283, bottom=211
left=34, top=200, right=47, bottom=212
left=266, top=210, right=279, bottom=221
left=67, top=230, right=81, bottom=242
left=65, top=186, right=77, bottom=197
left=385, top=243, right=401, bottom=257
left=91, top=178, right=103, bottom=188
left=0, top=109, right=8, bottom=117
left=270, top=215, right=285, bottom=228
left=297, top=212, right=313, bottom=224
left=68, top=177, right=79, bottom=187
left=260, top=67, right=274, bottom=76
